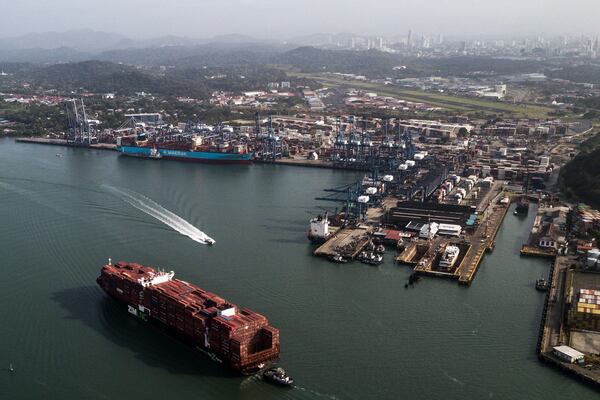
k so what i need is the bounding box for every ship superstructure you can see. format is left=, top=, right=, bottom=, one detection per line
left=308, top=214, right=331, bottom=244
left=439, top=245, right=460, bottom=270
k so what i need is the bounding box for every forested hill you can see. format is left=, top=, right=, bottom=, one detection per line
left=5, top=60, right=289, bottom=98
left=560, top=132, right=600, bottom=208
left=29, top=61, right=182, bottom=95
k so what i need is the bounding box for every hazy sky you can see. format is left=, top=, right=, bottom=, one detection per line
left=1, top=0, right=599, bottom=39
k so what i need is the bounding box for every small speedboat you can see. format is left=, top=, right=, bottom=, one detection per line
left=9, top=363, right=14, bottom=372
left=330, top=254, right=347, bottom=264
left=263, top=367, right=294, bottom=387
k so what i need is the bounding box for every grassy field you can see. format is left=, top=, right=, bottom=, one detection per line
left=289, top=72, right=556, bottom=119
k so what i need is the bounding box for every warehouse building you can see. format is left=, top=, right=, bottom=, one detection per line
left=553, top=346, right=584, bottom=364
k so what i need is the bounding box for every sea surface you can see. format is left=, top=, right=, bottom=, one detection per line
left=0, top=138, right=595, bottom=399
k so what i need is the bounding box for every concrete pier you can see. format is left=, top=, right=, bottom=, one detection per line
left=314, top=226, right=371, bottom=259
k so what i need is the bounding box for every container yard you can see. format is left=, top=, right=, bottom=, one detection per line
left=16, top=109, right=564, bottom=287
left=307, top=136, right=512, bottom=285
left=537, top=257, right=600, bottom=389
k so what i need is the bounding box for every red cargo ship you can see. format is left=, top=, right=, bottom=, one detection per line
left=96, top=261, right=280, bottom=373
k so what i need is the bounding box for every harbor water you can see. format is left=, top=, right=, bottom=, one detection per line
left=0, top=138, right=596, bottom=399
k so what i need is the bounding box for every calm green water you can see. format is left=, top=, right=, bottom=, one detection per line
left=0, top=138, right=595, bottom=400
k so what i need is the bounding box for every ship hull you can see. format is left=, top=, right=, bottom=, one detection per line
left=119, top=146, right=253, bottom=164
left=103, top=294, right=227, bottom=366
left=307, top=231, right=329, bottom=245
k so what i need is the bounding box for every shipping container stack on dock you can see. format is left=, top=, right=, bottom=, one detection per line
left=97, top=261, right=280, bottom=372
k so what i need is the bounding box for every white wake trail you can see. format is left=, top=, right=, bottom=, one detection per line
left=104, top=185, right=215, bottom=245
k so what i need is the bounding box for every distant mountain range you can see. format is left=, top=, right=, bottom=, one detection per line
left=0, top=29, right=276, bottom=52
left=0, top=29, right=302, bottom=64
left=0, top=30, right=131, bottom=51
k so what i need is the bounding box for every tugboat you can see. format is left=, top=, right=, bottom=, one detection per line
left=358, top=251, right=383, bottom=266
left=515, top=198, right=529, bottom=215
left=405, top=272, right=422, bottom=288
left=535, top=277, right=550, bottom=291
left=263, top=367, right=294, bottom=387
left=149, top=147, right=163, bottom=159
left=330, top=253, right=348, bottom=264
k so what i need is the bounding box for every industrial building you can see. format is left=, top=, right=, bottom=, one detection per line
left=385, top=201, right=475, bottom=229
left=552, top=346, right=585, bottom=364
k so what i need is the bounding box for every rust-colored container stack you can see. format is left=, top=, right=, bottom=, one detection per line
left=97, top=261, right=280, bottom=372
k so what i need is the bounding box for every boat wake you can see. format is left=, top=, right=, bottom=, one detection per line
left=294, top=385, right=340, bottom=399
left=103, top=185, right=215, bottom=245
left=0, top=181, right=74, bottom=217
left=443, top=370, right=465, bottom=386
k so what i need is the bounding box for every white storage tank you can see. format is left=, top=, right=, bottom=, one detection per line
left=357, top=195, right=370, bottom=203
left=365, top=187, right=377, bottom=195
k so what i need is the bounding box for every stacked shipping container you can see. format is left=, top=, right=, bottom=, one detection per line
left=97, top=262, right=280, bottom=372
left=568, top=288, right=600, bottom=332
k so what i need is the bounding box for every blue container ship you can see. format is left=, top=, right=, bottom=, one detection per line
left=117, top=134, right=253, bottom=164
left=119, top=145, right=253, bottom=164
